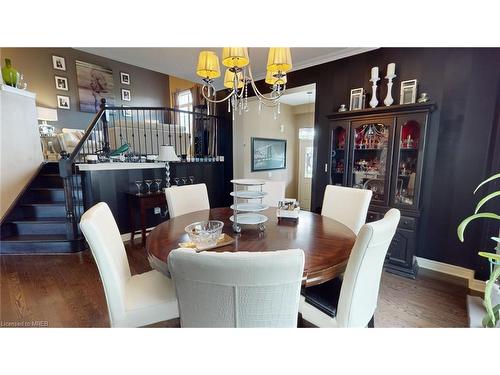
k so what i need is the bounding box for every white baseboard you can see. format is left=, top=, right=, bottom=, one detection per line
left=121, top=226, right=156, bottom=242
left=416, top=256, right=485, bottom=292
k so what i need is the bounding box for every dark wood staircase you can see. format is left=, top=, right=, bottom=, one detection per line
left=0, top=162, right=85, bottom=254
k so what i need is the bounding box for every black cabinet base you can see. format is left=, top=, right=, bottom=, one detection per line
left=384, top=258, right=419, bottom=279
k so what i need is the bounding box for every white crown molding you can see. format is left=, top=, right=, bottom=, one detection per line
left=252, top=47, right=379, bottom=81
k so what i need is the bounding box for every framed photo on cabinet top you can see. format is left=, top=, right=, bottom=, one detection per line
left=350, top=88, right=364, bottom=110
left=400, top=79, right=418, bottom=104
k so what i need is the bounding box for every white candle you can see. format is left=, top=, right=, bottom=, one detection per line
left=371, top=66, right=379, bottom=80
left=387, top=63, right=395, bottom=77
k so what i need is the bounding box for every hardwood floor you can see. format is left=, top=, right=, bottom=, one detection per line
left=0, top=241, right=468, bottom=328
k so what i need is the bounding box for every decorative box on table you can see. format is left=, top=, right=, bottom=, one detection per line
left=277, top=199, right=300, bottom=222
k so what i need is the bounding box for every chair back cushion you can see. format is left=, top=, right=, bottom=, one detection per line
left=336, top=208, right=400, bottom=327
left=164, top=183, right=210, bottom=218
left=168, top=249, right=305, bottom=327
left=79, top=202, right=131, bottom=325
left=321, top=185, right=373, bottom=234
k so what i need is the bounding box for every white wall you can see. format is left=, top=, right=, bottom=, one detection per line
left=233, top=99, right=298, bottom=198
left=0, top=85, right=43, bottom=219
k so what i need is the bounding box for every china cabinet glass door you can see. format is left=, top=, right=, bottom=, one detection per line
left=349, top=118, right=394, bottom=206
left=330, top=123, right=349, bottom=186
left=391, top=113, right=427, bottom=210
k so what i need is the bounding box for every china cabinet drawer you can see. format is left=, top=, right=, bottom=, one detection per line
left=399, top=216, right=416, bottom=230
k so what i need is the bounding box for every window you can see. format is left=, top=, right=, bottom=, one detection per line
left=177, top=90, right=193, bottom=112
left=176, top=89, right=193, bottom=133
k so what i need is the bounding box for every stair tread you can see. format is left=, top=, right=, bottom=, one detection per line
left=9, top=217, right=68, bottom=223
left=20, top=202, right=66, bottom=206
left=40, top=173, right=61, bottom=177
left=1, top=234, right=70, bottom=242
left=30, top=187, right=64, bottom=191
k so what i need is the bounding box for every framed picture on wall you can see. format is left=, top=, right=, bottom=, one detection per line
left=54, top=76, right=68, bottom=91
left=76, top=60, right=116, bottom=112
left=120, top=72, right=130, bottom=85
left=57, top=95, right=70, bottom=110
left=52, top=55, right=66, bottom=71
left=121, top=88, right=131, bottom=101
left=251, top=137, right=287, bottom=172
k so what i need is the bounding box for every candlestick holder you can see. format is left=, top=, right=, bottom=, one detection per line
left=369, top=77, right=380, bottom=108
left=384, top=74, right=397, bottom=106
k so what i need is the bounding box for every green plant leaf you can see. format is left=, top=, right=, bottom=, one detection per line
left=474, top=191, right=500, bottom=213
left=482, top=304, right=500, bottom=328
left=482, top=267, right=500, bottom=327
left=478, top=252, right=500, bottom=262
left=491, top=237, right=500, bottom=244
left=474, top=173, right=500, bottom=194
left=457, top=213, right=500, bottom=242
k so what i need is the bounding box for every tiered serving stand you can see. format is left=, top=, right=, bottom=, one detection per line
left=229, top=179, right=269, bottom=233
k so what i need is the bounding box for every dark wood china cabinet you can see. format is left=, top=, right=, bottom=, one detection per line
left=327, top=102, right=435, bottom=278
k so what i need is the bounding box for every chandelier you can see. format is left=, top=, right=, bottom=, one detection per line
left=195, top=48, right=292, bottom=118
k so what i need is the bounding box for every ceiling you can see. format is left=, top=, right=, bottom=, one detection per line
left=279, top=84, right=316, bottom=106
left=77, top=47, right=375, bottom=89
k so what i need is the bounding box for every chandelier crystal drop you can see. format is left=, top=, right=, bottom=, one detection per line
left=196, top=47, right=292, bottom=118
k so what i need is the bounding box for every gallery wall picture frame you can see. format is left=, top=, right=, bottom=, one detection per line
left=57, top=95, right=70, bottom=110
left=54, top=76, right=68, bottom=91
left=349, top=88, right=364, bottom=110
left=400, top=79, right=418, bottom=104
left=251, top=137, right=287, bottom=172
left=120, top=72, right=130, bottom=85
left=121, top=88, right=131, bottom=101
left=52, top=55, right=66, bottom=71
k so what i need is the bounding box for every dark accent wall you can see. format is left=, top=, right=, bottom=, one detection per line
left=0, top=48, right=170, bottom=129
left=250, top=48, right=500, bottom=276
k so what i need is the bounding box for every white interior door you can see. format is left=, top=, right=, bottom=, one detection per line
left=298, top=135, right=313, bottom=211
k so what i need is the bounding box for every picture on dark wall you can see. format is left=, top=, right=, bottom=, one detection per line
left=54, top=76, right=68, bottom=91
left=120, top=72, right=130, bottom=85
left=76, top=60, right=115, bottom=113
left=251, top=137, right=287, bottom=172
left=121, top=88, right=131, bottom=101
left=57, top=95, right=70, bottom=109
left=52, top=55, right=66, bottom=71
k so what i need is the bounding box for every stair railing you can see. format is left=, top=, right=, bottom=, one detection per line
left=59, top=98, right=223, bottom=240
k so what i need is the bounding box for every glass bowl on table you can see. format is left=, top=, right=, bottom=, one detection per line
left=184, top=220, right=224, bottom=250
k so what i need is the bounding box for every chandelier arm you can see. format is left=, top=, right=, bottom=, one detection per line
left=247, top=65, right=285, bottom=104
left=201, top=84, right=235, bottom=103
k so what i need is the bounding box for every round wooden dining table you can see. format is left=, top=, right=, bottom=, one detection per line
left=146, top=207, right=356, bottom=287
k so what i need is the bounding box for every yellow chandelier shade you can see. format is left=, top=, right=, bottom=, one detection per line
left=196, top=51, right=221, bottom=80
left=224, top=69, right=244, bottom=89
left=221, top=47, right=249, bottom=69
left=265, top=70, right=287, bottom=85
left=267, top=48, right=292, bottom=73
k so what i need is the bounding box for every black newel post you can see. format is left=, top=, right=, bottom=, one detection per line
left=100, top=98, right=110, bottom=156
left=58, top=151, right=78, bottom=240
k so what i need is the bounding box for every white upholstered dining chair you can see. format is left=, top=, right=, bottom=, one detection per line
left=164, top=183, right=210, bottom=218
left=168, top=248, right=305, bottom=327
left=321, top=185, right=373, bottom=234
left=79, top=202, right=179, bottom=327
left=299, top=208, right=400, bottom=328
